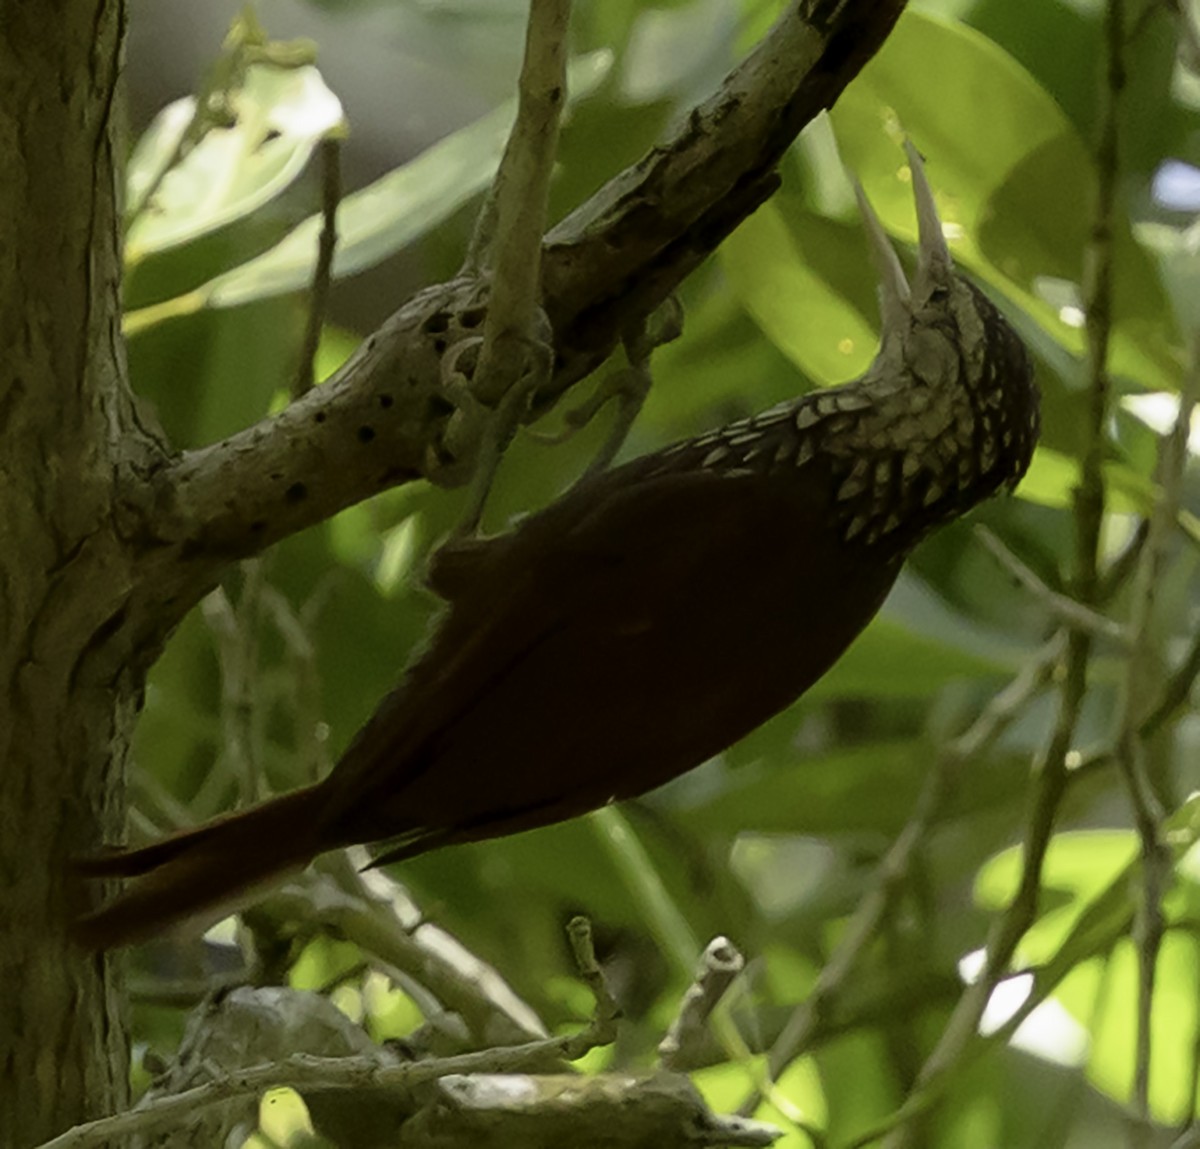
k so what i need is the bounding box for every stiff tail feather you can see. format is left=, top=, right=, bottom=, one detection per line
left=73, top=785, right=332, bottom=950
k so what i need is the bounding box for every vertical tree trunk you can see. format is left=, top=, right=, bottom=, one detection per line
left=0, top=4, right=152, bottom=1143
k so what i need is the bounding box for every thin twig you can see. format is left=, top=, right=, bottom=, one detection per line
left=266, top=858, right=550, bottom=1047
left=127, top=973, right=246, bottom=1009
left=259, top=581, right=335, bottom=785
left=871, top=932, right=1124, bottom=1143
left=736, top=640, right=1059, bottom=1119
left=850, top=869, right=1133, bottom=1148
left=449, top=0, right=570, bottom=534
left=1076, top=0, right=1123, bottom=609
left=589, top=805, right=808, bottom=1128
left=863, top=679, right=1081, bottom=1149
left=1115, top=332, right=1199, bottom=1142
left=581, top=300, right=685, bottom=478
left=471, top=0, right=568, bottom=407
left=1073, top=607, right=1200, bottom=772
left=199, top=562, right=268, bottom=809
left=872, top=3, right=1129, bottom=1134
left=975, top=525, right=1129, bottom=645
left=34, top=1036, right=613, bottom=1149
left=566, top=916, right=622, bottom=1041
left=1097, top=518, right=1149, bottom=604
left=294, top=135, right=342, bottom=397
left=658, top=936, right=745, bottom=1071
left=1139, top=623, right=1200, bottom=738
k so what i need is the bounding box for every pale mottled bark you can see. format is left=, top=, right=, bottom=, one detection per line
left=126, top=0, right=910, bottom=647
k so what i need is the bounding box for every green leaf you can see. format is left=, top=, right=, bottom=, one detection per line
left=830, top=10, right=1179, bottom=394
left=254, top=1088, right=317, bottom=1148
left=694, top=1054, right=823, bottom=1148
left=125, top=63, right=345, bottom=265
left=975, top=830, right=1138, bottom=965
left=976, top=831, right=1138, bottom=911
left=976, top=807, right=1200, bottom=1120
left=720, top=201, right=878, bottom=386
left=675, top=740, right=925, bottom=839
left=1088, top=933, right=1200, bottom=1123
left=620, top=0, right=739, bottom=104
left=979, top=800, right=1200, bottom=993
left=1012, top=448, right=1087, bottom=512
left=127, top=294, right=305, bottom=447
left=1136, top=218, right=1200, bottom=334
left=1018, top=446, right=1200, bottom=544
left=124, top=51, right=613, bottom=332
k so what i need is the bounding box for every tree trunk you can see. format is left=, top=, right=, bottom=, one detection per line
left=0, top=3, right=157, bottom=1143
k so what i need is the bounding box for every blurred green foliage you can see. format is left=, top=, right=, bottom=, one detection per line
left=122, top=1, right=1200, bottom=1145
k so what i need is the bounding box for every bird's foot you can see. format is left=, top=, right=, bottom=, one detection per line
left=530, top=296, right=685, bottom=480
left=442, top=302, right=556, bottom=538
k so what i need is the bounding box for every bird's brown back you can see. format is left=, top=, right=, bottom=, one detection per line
left=324, top=275, right=1037, bottom=860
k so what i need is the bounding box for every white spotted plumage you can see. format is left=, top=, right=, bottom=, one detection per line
left=639, top=143, right=1037, bottom=552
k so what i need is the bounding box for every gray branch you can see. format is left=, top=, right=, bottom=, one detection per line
left=126, top=0, right=908, bottom=637
left=658, top=937, right=745, bottom=1071
left=37, top=951, right=781, bottom=1149
left=259, top=855, right=551, bottom=1050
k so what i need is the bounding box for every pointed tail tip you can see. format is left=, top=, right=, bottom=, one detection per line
left=72, top=844, right=314, bottom=952
left=71, top=909, right=140, bottom=953
left=71, top=785, right=332, bottom=951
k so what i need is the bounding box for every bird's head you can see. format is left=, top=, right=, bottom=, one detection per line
left=846, top=142, right=1039, bottom=533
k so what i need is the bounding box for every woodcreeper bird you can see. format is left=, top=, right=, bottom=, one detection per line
left=76, top=144, right=1039, bottom=948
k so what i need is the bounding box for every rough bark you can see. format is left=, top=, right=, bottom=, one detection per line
left=0, top=2, right=164, bottom=1144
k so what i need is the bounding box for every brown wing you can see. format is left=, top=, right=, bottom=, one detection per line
left=73, top=785, right=330, bottom=949
left=423, top=532, right=513, bottom=600
left=323, top=465, right=900, bottom=854
left=75, top=465, right=900, bottom=947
